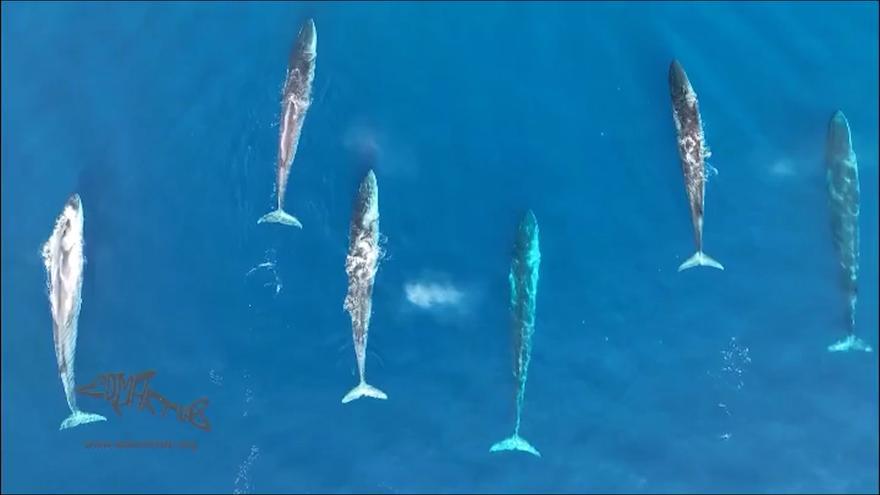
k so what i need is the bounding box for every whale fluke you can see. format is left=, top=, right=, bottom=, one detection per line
left=490, top=434, right=541, bottom=457
left=828, top=334, right=873, bottom=353
left=60, top=410, right=107, bottom=431
left=257, top=209, right=302, bottom=228
left=678, top=251, right=724, bottom=271
left=341, top=381, right=387, bottom=403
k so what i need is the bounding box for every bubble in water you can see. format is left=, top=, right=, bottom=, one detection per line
left=720, top=337, right=751, bottom=391
left=209, top=369, right=223, bottom=386
left=246, top=249, right=282, bottom=297
left=243, top=388, right=254, bottom=418
left=233, top=445, right=260, bottom=494
left=721, top=341, right=747, bottom=384
left=711, top=337, right=751, bottom=441
left=704, top=163, right=719, bottom=182
left=242, top=369, right=254, bottom=418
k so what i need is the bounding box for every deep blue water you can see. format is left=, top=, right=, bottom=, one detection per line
left=2, top=1, right=878, bottom=493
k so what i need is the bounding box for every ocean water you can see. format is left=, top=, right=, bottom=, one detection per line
left=1, top=1, right=878, bottom=493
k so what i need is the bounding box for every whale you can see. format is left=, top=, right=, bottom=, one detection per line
left=258, top=18, right=317, bottom=228
left=341, top=170, right=388, bottom=403
left=42, top=194, right=107, bottom=430
left=825, top=111, right=872, bottom=353
left=668, top=60, right=724, bottom=272
left=491, top=210, right=542, bottom=458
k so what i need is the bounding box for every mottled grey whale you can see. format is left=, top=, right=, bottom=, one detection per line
left=669, top=60, right=724, bottom=271
left=490, top=210, right=542, bottom=457
left=825, top=111, right=872, bottom=353
left=341, top=170, right=388, bottom=403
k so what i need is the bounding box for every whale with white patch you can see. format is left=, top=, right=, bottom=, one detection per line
left=669, top=60, right=724, bottom=271
left=341, top=170, right=388, bottom=403
left=258, top=18, right=317, bottom=228
left=42, top=194, right=107, bottom=430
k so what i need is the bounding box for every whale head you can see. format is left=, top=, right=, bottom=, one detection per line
left=360, top=170, right=379, bottom=225
left=297, top=18, right=317, bottom=61
left=826, top=110, right=853, bottom=161
left=668, top=59, right=693, bottom=102
left=59, top=194, right=84, bottom=252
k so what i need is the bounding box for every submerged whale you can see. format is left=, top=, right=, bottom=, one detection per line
left=341, top=170, right=388, bottom=403
left=258, top=18, right=317, bottom=228
left=491, top=210, right=542, bottom=458
left=668, top=60, right=724, bottom=272
left=42, top=194, right=107, bottom=430
left=825, top=111, right=872, bottom=353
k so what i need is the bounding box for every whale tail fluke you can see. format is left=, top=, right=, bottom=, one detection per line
left=341, top=381, right=387, bottom=404
left=60, top=410, right=107, bottom=431
left=678, top=251, right=724, bottom=272
left=827, top=334, right=873, bottom=353
left=257, top=209, right=302, bottom=228
left=490, top=434, right=541, bottom=457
